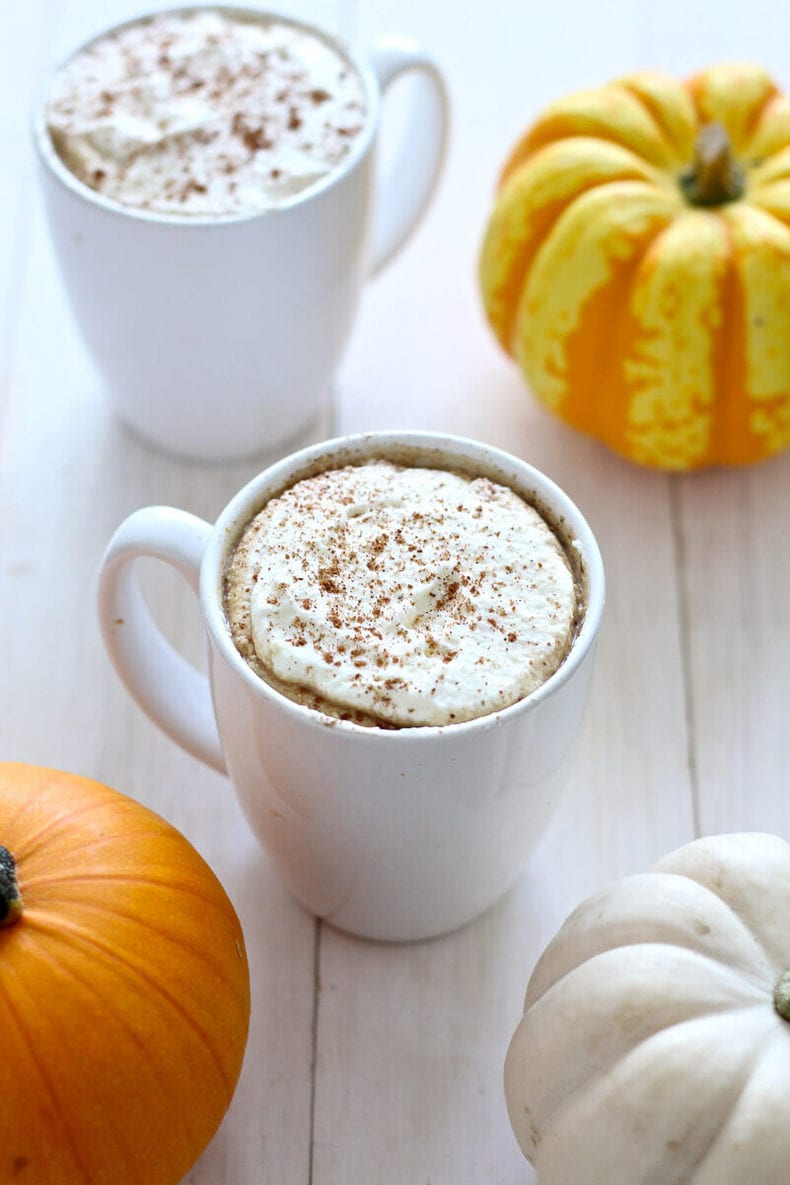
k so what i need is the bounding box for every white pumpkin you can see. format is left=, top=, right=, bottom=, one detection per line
left=504, top=833, right=790, bottom=1185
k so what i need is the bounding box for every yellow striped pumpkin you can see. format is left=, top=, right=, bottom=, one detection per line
left=479, top=63, right=790, bottom=470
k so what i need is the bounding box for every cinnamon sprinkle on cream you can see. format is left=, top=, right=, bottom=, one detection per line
left=224, top=461, right=578, bottom=727
left=45, top=9, right=367, bottom=216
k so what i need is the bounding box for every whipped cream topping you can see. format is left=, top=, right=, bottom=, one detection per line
left=45, top=9, right=367, bottom=216
left=224, top=461, right=578, bottom=727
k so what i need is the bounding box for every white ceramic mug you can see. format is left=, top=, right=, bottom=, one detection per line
left=34, top=8, right=448, bottom=462
left=97, top=432, right=605, bottom=941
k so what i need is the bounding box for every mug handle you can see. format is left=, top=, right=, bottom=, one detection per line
left=97, top=507, right=227, bottom=774
left=368, top=35, right=449, bottom=276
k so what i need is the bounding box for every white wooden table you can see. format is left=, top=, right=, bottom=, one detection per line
left=3, top=1, right=790, bottom=1181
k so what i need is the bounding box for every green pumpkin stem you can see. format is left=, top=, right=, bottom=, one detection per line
left=680, top=122, right=746, bottom=207
left=0, top=846, right=23, bottom=927
left=775, top=971, right=790, bottom=1021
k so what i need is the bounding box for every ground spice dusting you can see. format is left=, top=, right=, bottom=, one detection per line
left=45, top=9, right=369, bottom=216
left=223, top=460, right=580, bottom=728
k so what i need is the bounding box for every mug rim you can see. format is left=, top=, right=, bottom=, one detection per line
left=201, top=430, right=606, bottom=739
left=31, top=2, right=381, bottom=227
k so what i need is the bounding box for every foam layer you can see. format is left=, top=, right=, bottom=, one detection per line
left=224, top=461, right=579, bottom=727
left=46, top=9, right=367, bottom=215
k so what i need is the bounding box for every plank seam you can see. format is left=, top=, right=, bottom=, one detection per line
left=669, top=476, right=701, bottom=838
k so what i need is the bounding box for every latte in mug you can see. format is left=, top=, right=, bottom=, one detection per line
left=223, top=459, right=582, bottom=727
left=45, top=8, right=367, bottom=216
left=98, top=431, right=604, bottom=939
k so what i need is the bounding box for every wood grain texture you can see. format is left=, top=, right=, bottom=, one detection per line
left=3, top=1, right=787, bottom=1183
left=677, top=456, right=790, bottom=837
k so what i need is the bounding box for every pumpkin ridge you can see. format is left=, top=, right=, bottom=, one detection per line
left=0, top=765, right=130, bottom=848
left=527, top=883, right=778, bottom=1008
left=15, top=811, right=237, bottom=910
left=686, top=66, right=778, bottom=155
left=727, top=206, right=790, bottom=460
left=0, top=968, right=93, bottom=1184
left=518, top=187, right=676, bottom=452
left=617, top=79, right=690, bottom=165
left=24, top=909, right=241, bottom=1096
left=748, top=181, right=790, bottom=223
left=744, top=92, right=790, bottom=160
left=522, top=940, right=773, bottom=1087
left=656, top=1024, right=778, bottom=1185
left=737, top=87, right=783, bottom=158
left=532, top=1004, right=771, bottom=1183
left=746, top=145, right=790, bottom=189
left=502, top=175, right=658, bottom=354
left=681, top=209, right=736, bottom=468
left=481, top=139, right=667, bottom=351
left=577, top=221, right=667, bottom=452
left=664, top=866, right=789, bottom=977
left=537, top=941, right=771, bottom=1012
left=23, top=893, right=247, bottom=990
left=21, top=869, right=239, bottom=916
left=497, top=90, right=655, bottom=181
left=709, top=218, right=748, bottom=464
left=654, top=835, right=790, bottom=971
left=619, top=210, right=739, bottom=468
left=525, top=872, right=779, bottom=1006
left=8, top=933, right=203, bottom=1170
left=5, top=798, right=170, bottom=869
left=519, top=84, right=684, bottom=170
left=0, top=766, right=184, bottom=870
left=520, top=998, right=767, bottom=1163
left=542, top=128, right=662, bottom=163
left=2, top=795, right=109, bottom=865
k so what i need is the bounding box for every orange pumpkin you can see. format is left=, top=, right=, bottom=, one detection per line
left=0, top=762, right=250, bottom=1184
left=479, top=63, right=790, bottom=470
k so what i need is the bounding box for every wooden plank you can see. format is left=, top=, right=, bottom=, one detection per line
left=0, top=1, right=59, bottom=427
left=310, top=413, right=696, bottom=1185
left=0, top=185, right=319, bottom=1185
left=640, top=0, right=790, bottom=850
left=0, top=2, right=350, bottom=1182
left=677, top=455, right=790, bottom=838
left=314, top=2, right=697, bottom=1183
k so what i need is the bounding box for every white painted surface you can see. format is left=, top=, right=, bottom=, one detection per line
left=2, top=1, right=787, bottom=1182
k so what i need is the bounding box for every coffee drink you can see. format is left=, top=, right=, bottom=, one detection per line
left=45, top=8, right=367, bottom=216
left=223, top=460, right=581, bottom=727
left=99, top=433, right=603, bottom=937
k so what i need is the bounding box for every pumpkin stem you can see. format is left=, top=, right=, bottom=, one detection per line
left=680, top=122, right=745, bottom=207
left=775, top=971, right=790, bottom=1021
left=0, top=846, right=23, bottom=928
